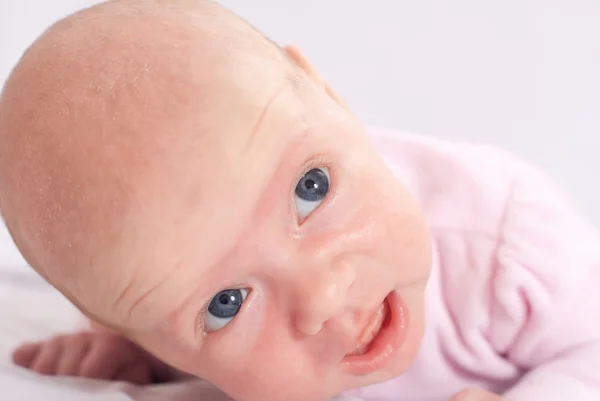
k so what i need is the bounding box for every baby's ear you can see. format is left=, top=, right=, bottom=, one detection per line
left=283, top=45, right=350, bottom=111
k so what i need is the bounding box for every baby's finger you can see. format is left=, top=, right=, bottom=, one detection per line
left=449, top=388, right=504, bottom=401
left=79, top=340, right=121, bottom=380
left=116, top=362, right=153, bottom=386
left=12, top=343, right=41, bottom=368
left=56, top=336, right=90, bottom=376
left=30, top=341, right=62, bottom=375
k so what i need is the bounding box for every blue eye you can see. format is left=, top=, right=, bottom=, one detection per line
left=204, top=289, right=248, bottom=332
left=294, top=167, right=330, bottom=219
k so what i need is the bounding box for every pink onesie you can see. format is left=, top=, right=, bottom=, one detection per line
left=342, top=129, right=600, bottom=401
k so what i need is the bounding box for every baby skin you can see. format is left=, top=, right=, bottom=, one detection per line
left=0, top=1, right=599, bottom=401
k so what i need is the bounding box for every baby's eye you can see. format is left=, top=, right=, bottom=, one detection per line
left=294, top=167, right=330, bottom=220
left=204, top=288, right=249, bottom=332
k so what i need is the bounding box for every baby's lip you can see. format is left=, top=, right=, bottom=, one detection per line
left=341, top=291, right=408, bottom=376
left=345, top=302, right=388, bottom=356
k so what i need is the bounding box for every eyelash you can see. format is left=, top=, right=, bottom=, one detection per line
left=297, top=154, right=332, bottom=180
left=195, top=299, right=210, bottom=336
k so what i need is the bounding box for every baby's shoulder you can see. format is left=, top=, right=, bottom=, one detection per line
left=368, top=128, right=577, bottom=238
left=368, top=129, right=600, bottom=397
left=369, top=127, right=597, bottom=303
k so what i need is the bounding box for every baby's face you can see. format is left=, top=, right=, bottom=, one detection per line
left=0, top=3, right=429, bottom=399
left=87, top=80, right=433, bottom=401
left=3, top=45, right=431, bottom=397
left=0, top=0, right=431, bottom=395
left=0, top=1, right=428, bottom=399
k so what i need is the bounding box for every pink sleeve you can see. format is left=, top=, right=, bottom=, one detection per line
left=490, top=165, right=600, bottom=401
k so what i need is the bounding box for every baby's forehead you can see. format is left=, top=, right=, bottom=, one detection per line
left=0, top=0, right=306, bottom=314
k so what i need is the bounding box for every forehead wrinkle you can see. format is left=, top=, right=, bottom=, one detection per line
left=242, top=79, right=298, bottom=154
left=154, top=123, right=311, bottom=336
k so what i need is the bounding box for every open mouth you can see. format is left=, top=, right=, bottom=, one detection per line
left=346, top=301, right=390, bottom=357
left=341, top=292, right=407, bottom=375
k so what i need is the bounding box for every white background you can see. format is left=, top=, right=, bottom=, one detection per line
left=1, top=0, right=599, bottom=267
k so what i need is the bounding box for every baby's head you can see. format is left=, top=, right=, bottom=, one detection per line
left=0, top=1, right=432, bottom=400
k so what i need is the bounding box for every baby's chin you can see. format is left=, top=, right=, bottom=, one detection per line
left=215, top=353, right=421, bottom=401
left=217, top=376, right=344, bottom=401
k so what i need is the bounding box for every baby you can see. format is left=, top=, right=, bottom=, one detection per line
left=0, top=1, right=599, bottom=401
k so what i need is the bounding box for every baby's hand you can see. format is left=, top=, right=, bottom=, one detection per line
left=449, top=388, right=505, bottom=401
left=12, top=331, right=167, bottom=385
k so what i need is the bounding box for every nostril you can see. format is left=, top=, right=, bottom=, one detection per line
left=293, top=285, right=348, bottom=336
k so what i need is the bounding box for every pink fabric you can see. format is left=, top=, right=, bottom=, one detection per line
left=345, top=129, right=600, bottom=400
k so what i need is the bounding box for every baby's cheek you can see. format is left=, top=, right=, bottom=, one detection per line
left=197, top=314, right=337, bottom=401
left=206, top=342, right=332, bottom=401
left=199, top=301, right=288, bottom=371
left=369, top=174, right=432, bottom=283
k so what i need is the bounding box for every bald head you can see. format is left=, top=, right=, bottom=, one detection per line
left=0, top=0, right=299, bottom=304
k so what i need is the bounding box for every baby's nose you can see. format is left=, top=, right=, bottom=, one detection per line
left=293, top=261, right=356, bottom=336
